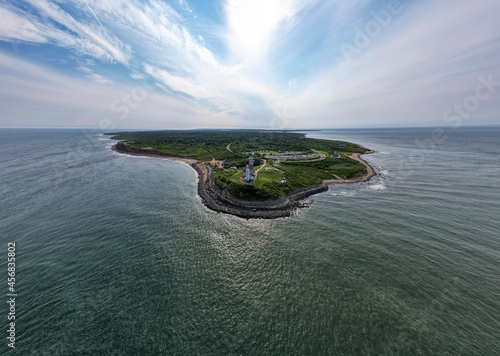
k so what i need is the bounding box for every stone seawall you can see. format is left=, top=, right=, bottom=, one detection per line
left=191, top=163, right=328, bottom=219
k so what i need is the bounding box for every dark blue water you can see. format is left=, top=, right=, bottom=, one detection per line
left=1, top=127, right=499, bottom=355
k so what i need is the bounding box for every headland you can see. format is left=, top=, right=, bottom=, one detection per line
left=109, top=130, right=375, bottom=219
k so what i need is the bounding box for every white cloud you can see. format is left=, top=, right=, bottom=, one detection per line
left=1, top=0, right=499, bottom=129
left=1, top=0, right=277, bottom=123
left=179, top=0, right=193, bottom=13
left=22, top=0, right=131, bottom=64
left=225, top=0, right=303, bottom=60
left=276, top=0, right=500, bottom=128
left=89, top=73, right=113, bottom=84
left=0, top=6, right=48, bottom=43
left=77, top=65, right=114, bottom=84
left=144, top=64, right=209, bottom=99
left=0, top=2, right=132, bottom=64
left=131, top=72, right=146, bottom=80
left=0, top=52, right=239, bottom=128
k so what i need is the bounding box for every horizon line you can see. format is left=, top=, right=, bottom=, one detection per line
left=1, top=124, right=500, bottom=131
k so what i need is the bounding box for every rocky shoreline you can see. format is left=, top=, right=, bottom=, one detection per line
left=191, top=162, right=328, bottom=219
left=112, top=143, right=375, bottom=219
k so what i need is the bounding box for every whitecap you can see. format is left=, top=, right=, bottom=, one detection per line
left=368, top=183, right=386, bottom=191
left=329, top=190, right=356, bottom=197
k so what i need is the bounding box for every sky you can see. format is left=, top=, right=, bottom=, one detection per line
left=0, top=0, right=499, bottom=129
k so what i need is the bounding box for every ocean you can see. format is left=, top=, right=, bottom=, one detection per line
left=1, top=127, right=499, bottom=355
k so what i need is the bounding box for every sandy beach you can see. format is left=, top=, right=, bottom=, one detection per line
left=111, top=144, right=197, bottom=165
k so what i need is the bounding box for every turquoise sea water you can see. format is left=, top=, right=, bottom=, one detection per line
left=1, top=127, right=499, bottom=355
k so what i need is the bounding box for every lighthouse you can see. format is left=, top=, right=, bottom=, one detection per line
left=244, top=156, right=255, bottom=183
left=245, top=165, right=251, bottom=181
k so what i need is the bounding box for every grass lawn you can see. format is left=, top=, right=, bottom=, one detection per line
left=254, top=167, right=284, bottom=189
left=230, top=169, right=244, bottom=183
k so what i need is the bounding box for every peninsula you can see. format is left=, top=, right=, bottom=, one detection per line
left=108, top=130, right=375, bottom=219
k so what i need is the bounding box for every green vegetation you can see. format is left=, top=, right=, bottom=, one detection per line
left=108, top=130, right=369, bottom=200
left=284, top=156, right=366, bottom=179
left=212, top=169, right=243, bottom=190
left=254, top=168, right=283, bottom=189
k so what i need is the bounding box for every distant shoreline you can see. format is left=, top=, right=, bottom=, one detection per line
left=111, top=144, right=376, bottom=219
